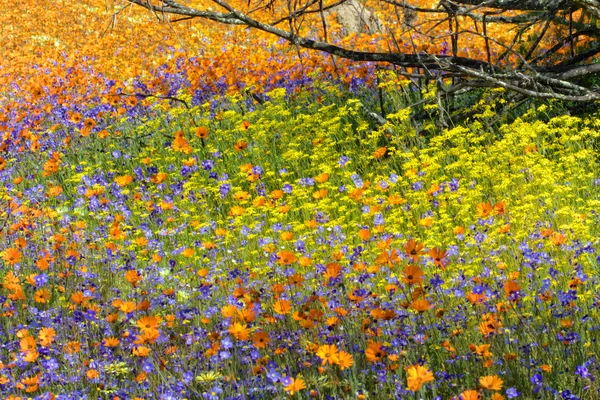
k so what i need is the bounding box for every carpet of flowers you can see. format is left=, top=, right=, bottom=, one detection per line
left=1, top=1, right=600, bottom=399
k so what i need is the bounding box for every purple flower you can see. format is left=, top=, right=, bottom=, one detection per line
left=203, top=385, right=223, bottom=400
left=449, top=178, right=459, bottom=191
left=267, top=369, right=281, bottom=383
left=180, top=165, right=191, bottom=176
left=576, top=364, right=591, bottom=379
left=202, top=160, right=214, bottom=171
left=531, top=373, right=543, bottom=386
left=411, top=181, right=423, bottom=191
left=351, top=173, right=363, bottom=188
left=338, top=155, right=350, bottom=167
left=280, top=376, right=292, bottom=386
left=219, top=183, right=231, bottom=198
left=299, top=177, right=315, bottom=186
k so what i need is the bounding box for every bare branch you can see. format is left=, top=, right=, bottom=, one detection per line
left=123, top=0, right=600, bottom=102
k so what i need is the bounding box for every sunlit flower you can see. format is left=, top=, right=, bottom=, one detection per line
left=479, top=375, right=503, bottom=391
left=283, top=376, right=306, bottom=395
left=406, top=364, right=434, bottom=391
left=316, top=344, right=339, bottom=365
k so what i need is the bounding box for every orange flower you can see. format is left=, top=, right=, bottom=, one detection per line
left=404, top=239, right=424, bottom=261
left=503, top=280, right=521, bottom=298
left=375, top=248, right=401, bottom=268
left=3, top=248, right=22, bottom=265
left=365, top=341, right=386, bottom=363
left=460, top=390, right=481, bottom=400
left=136, top=316, right=161, bottom=331
left=20, top=336, right=36, bottom=353
left=479, top=375, right=503, bottom=391
left=358, top=228, right=370, bottom=241
left=316, top=344, right=339, bottom=365
left=426, top=183, right=441, bottom=195
left=479, top=313, right=502, bottom=336
left=234, top=140, right=248, bottom=151
left=252, top=331, right=270, bottom=348
left=549, top=232, right=567, bottom=246
left=195, top=126, right=209, bottom=138
left=114, top=175, right=133, bottom=187
left=403, top=265, right=423, bottom=285
left=428, top=247, right=448, bottom=269
left=476, top=202, right=493, bottom=217
left=68, top=112, right=82, bottom=123
left=373, top=147, right=387, bottom=158
left=406, top=364, right=435, bottom=391
left=172, top=135, right=192, bottom=153
left=125, top=270, right=142, bottom=287
left=498, top=224, right=511, bottom=233
left=86, top=369, right=99, bottom=379
left=229, top=322, right=250, bottom=340
left=270, top=189, right=284, bottom=200
left=276, top=250, right=297, bottom=265
left=419, top=216, right=433, bottom=227
left=541, top=364, right=552, bottom=372
left=387, top=194, right=405, bottom=205
left=103, top=337, right=120, bottom=347
left=21, top=374, right=40, bottom=393
left=314, top=173, right=329, bottom=183
left=64, top=341, right=81, bottom=354
left=283, top=376, right=306, bottom=395
left=118, top=301, right=137, bottom=313
left=38, top=327, right=56, bottom=347
left=493, top=201, right=505, bottom=215
left=324, top=263, right=342, bottom=280
left=126, top=97, right=138, bottom=107
left=47, top=185, right=63, bottom=197
left=312, top=189, right=328, bottom=199
left=135, top=329, right=160, bottom=344
left=81, top=118, right=96, bottom=136
left=273, top=299, right=292, bottom=315
left=287, top=273, right=304, bottom=287
left=23, top=349, right=40, bottom=363
left=454, top=226, right=465, bottom=235
left=222, top=304, right=238, bottom=318
left=34, top=289, right=51, bottom=304
left=540, top=228, right=554, bottom=237
left=229, top=206, right=245, bottom=216
left=410, top=298, right=432, bottom=312
left=133, top=346, right=150, bottom=357
left=334, top=350, right=354, bottom=370
left=233, top=305, right=254, bottom=322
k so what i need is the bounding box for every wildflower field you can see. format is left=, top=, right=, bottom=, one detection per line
left=1, top=1, right=600, bottom=399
